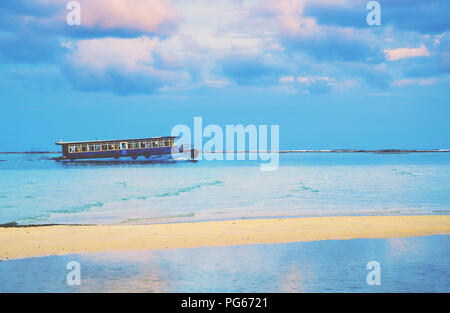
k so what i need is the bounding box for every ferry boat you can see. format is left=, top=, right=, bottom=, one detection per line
left=54, top=136, right=197, bottom=161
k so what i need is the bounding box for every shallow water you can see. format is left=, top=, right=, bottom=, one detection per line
left=0, top=152, right=449, bottom=225
left=0, top=235, right=448, bottom=292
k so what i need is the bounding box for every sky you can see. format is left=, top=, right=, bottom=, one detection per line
left=0, top=0, right=449, bottom=151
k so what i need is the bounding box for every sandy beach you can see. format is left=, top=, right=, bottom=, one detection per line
left=1, top=215, right=449, bottom=260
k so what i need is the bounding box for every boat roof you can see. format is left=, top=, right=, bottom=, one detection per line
left=55, top=136, right=178, bottom=145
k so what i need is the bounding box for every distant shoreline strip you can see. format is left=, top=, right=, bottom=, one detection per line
left=208, top=149, right=450, bottom=153
left=1, top=149, right=449, bottom=154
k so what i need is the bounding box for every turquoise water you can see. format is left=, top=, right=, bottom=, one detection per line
left=0, top=153, right=450, bottom=225
left=0, top=235, right=449, bottom=292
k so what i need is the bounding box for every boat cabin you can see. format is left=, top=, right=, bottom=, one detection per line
left=55, top=136, right=181, bottom=160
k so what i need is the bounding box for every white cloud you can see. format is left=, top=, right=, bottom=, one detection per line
left=297, top=76, right=331, bottom=83
left=252, top=0, right=319, bottom=36
left=280, top=76, right=331, bottom=84
left=278, top=74, right=334, bottom=93
left=42, top=0, right=181, bottom=34
left=384, top=45, right=430, bottom=61
left=279, top=76, right=295, bottom=83
left=68, top=36, right=159, bottom=71
left=62, top=36, right=192, bottom=93
left=392, top=78, right=437, bottom=87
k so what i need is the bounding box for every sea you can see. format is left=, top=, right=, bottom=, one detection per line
left=0, top=152, right=449, bottom=226
left=0, top=152, right=449, bottom=292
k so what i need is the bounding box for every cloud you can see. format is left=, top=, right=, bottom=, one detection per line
left=250, top=0, right=381, bottom=62
left=279, top=76, right=295, bottom=83
left=437, top=33, right=450, bottom=73
left=344, top=62, right=393, bottom=89
left=0, top=0, right=448, bottom=95
left=295, top=76, right=331, bottom=83
left=0, top=0, right=182, bottom=38
left=72, top=0, right=182, bottom=36
left=66, top=36, right=159, bottom=71
left=392, top=78, right=438, bottom=87
left=303, top=0, right=367, bottom=29
left=390, top=34, right=450, bottom=78
left=279, top=75, right=333, bottom=93
left=384, top=45, right=430, bottom=61
left=383, top=0, right=450, bottom=34
left=61, top=36, right=191, bottom=94
left=304, top=0, right=450, bottom=34
left=285, top=27, right=381, bottom=62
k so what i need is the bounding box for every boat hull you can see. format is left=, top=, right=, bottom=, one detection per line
left=57, top=146, right=181, bottom=161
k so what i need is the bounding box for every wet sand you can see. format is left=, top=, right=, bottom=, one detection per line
left=1, top=215, right=449, bottom=260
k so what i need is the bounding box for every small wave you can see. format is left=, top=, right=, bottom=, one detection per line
left=0, top=195, right=6, bottom=199
left=12, top=202, right=104, bottom=224
left=155, top=180, right=224, bottom=198
left=17, top=213, right=51, bottom=224
left=296, top=183, right=319, bottom=193
left=49, top=201, right=103, bottom=214
left=276, top=194, right=295, bottom=199
left=120, top=195, right=148, bottom=201
left=392, top=169, right=417, bottom=177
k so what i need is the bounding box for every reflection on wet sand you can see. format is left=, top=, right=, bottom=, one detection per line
left=0, top=235, right=448, bottom=292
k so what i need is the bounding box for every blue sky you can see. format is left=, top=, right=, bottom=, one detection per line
left=0, top=0, right=449, bottom=151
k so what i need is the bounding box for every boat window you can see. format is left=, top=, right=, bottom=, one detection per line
left=74, top=146, right=80, bottom=153
left=95, top=144, right=100, bottom=151
left=108, top=144, right=114, bottom=150
left=164, top=140, right=170, bottom=147
left=133, top=142, right=139, bottom=149
left=140, top=142, right=146, bottom=148
left=158, top=141, right=164, bottom=147
left=81, top=145, right=88, bottom=152
left=127, top=142, right=133, bottom=149
left=88, top=145, right=95, bottom=152
left=68, top=146, right=74, bottom=153
left=101, top=144, right=108, bottom=151
left=114, top=143, right=120, bottom=150
left=152, top=141, right=158, bottom=147
left=121, top=143, right=127, bottom=149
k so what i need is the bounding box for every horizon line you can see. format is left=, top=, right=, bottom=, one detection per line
left=1, top=149, right=450, bottom=154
